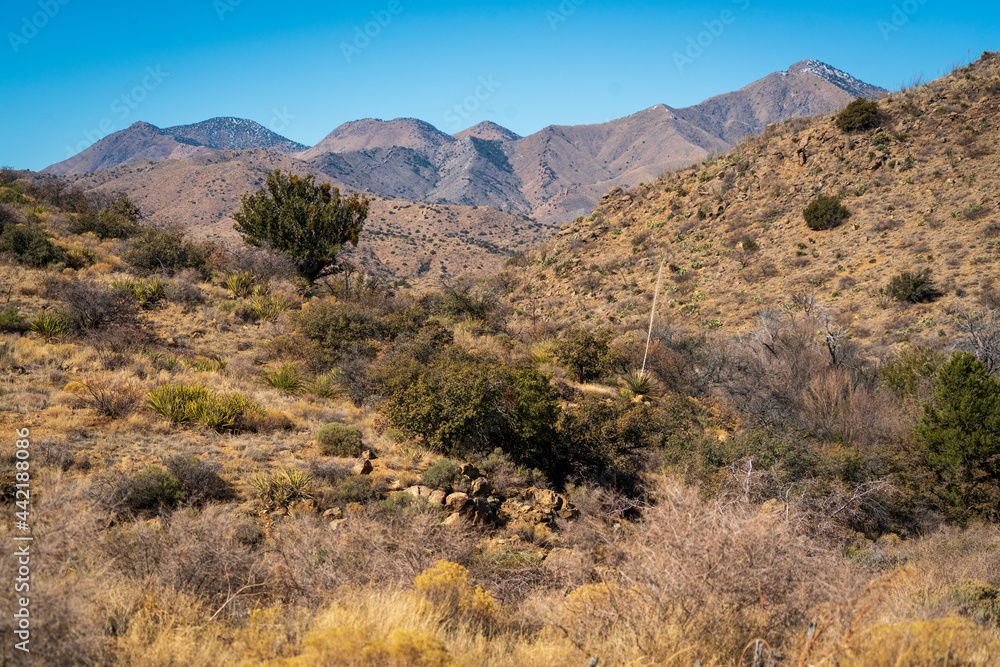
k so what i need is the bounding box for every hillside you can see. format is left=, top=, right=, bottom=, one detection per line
left=505, top=53, right=1000, bottom=347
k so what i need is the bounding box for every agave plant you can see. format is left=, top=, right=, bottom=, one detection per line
left=30, top=312, right=68, bottom=341
left=623, top=370, right=654, bottom=397
left=262, top=363, right=305, bottom=395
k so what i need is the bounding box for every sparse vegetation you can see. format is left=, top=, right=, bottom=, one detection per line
left=803, top=194, right=851, bottom=231
left=835, top=97, right=883, bottom=132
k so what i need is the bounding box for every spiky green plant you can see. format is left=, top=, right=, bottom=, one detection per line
left=224, top=271, right=261, bottom=298
left=251, top=468, right=314, bottom=508
left=30, top=312, right=68, bottom=341
left=623, top=370, right=653, bottom=397
left=262, top=363, right=305, bottom=394
left=307, top=371, right=342, bottom=399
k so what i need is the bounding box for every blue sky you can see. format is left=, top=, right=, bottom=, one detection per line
left=1, top=0, right=997, bottom=170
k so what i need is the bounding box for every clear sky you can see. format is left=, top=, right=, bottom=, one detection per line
left=1, top=0, right=997, bottom=171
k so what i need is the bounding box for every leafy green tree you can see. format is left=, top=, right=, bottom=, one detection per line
left=553, top=327, right=628, bottom=383
left=233, top=170, right=369, bottom=284
left=914, top=351, right=1000, bottom=523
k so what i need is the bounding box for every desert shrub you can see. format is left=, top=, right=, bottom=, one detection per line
left=147, top=384, right=265, bottom=433
left=227, top=294, right=291, bottom=322
left=81, top=379, right=142, bottom=419
left=0, top=186, right=28, bottom=204
left=914, top=351, right=1000, bottom=524
left=372, top=343, right=559, bottom=464
left=886, top=268, right=937, bottom=303
left=164, top=455, right=236, bottom=504
left=124, top=227, right=217, bottom=277
left=0, top=223, right=63, bottom=267
left=54, top=278, right=141, bottom=332
left=803, top=194, right=850, bottom=231
left=836, top=98, right=883, bottom=132
left=64, top=246, right=97, bottom=269
left=553, top=327, right=629, bottom=383
left=101, top=466, right=185, bottom=517
left=0, top=305, right=25, bottom=332
left=287, top=626, right=452, bottom=667
left=412, top=560, right=499, bottom=631
left=331, top=475, right=379, bottom=504
left=420, top=458, right=463, bottom=490
left=292, top=300, right=427, bottom=361
left=165, top=278, right=205, bottom=306
left=71, top=193, right=142, bottom=238
left=316, top=422, right=364, bottom=457
left=839, top=617, right=1000, bottom=666
left=307, top=371, right=342, bottom=399
left=554, top=396, right=664, bottom=491
left=879, top=345, right=947, bottom=402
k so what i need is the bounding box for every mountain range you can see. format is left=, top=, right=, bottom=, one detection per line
left=46, top=60, right=886, bottom=226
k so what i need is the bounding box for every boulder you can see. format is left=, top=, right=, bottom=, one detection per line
left=354, top=459, right=373, bottom=475
left=322, top=507, right=344, bottom=520
left=406, top=485, right=434, bottom=500
left=445, top=492, right=470, bottom=512
left=461, top=463, right=481, bottom=479
left=428, top=489, right=447, bottom=505
left=470, top=477, right=492, bottom=497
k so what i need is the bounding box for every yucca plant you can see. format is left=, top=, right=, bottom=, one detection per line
left=263, top=363, right=305, bottom=394
left=147, top=384, right=213, bottom=424
left=623, top=370, right=654, bottom=397
left=240, top=294, right=290, bottom=322
left=307, top=371, right=342, bottom=399
left=30, top=312, right=68, bottom=341
left=224, top=271, right=269, bottom=298
left=251, top=468, right=314, bottom=509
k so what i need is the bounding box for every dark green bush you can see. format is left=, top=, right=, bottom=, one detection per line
left=803, top=194, right=850, bottom=231
left=886, top=268, right=937, bottom=303
left=914, top=351, right=1000, bottom=524
left=0, top=305, right=26, bottom=332
left=420, top=458, right=463, bottom=490
left=71, top=193, right=142, bottom=238
left=553, top=327, right=628, bottom=383
left=164, top=455, right=236, bottom=504
left=0, top=223, right=64, bottom=267
left=292, top=300, right=427, bottom=361
left=124, top=227, right=217, bottom=277
left=836, top=98, right=883, bottom=133
left=316, top=422, right=364, bottom=457
left=0, top=186, right=28, bottom=205
left=121, top=466, right=185, bottom=515
left=331, top=475, right=378, bottom=504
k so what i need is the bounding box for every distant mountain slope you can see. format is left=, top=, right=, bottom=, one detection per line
left=674, top=60, right=888, bottom=144
left=47, top=59, right=888, bottom=223
left=43, top=119, right=307, bottom=176
left=165, top=117, right=307, bottom=154
left=297, top=118, right=455, bottom=159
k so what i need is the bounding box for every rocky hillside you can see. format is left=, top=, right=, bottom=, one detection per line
left=505, top=52, right=999, bottom=346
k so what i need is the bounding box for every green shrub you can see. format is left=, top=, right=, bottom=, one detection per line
left=0, top=223, right=63, bottom=267
left=164, top=455, right=236, bottom=504
left=836, top=98, right=883, bottom=132
left=914, top=351, right=1000, bottom=524
left=420, top=458, right=463, bottom=490
left=886, top=268, right=937, bottom=303
left=879, top=345, right=947, bottom=402
left=0, top=306, right=26, bottom=332
left=331, top=475, right=377, bottom=504
left=262, top=363, right=305, bottom=394
left=232, top=294, right=290, bottom=322
left=122, top=466, right=185, bottom=515
left=292, top=300, right=427, bottom=361
left=0, top=187, right=28, bottom=204
left=307, top=371, right=342, bottom=399
left=125, top=227, right=216, bottom=277
left=71, top=193, right=142, bottom=238
left=65, top=247, right=97, bottom=269
left=553, top=327, right=629, bottom=383
left=803, top=194, right=850, bottom=231
left=316, top=422, right=364, bottom=456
